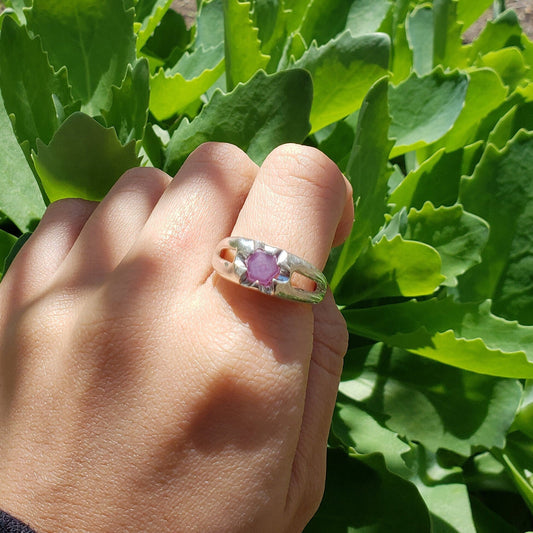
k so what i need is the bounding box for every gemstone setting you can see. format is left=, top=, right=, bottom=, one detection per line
left=245, top=249, right=280, bottom=287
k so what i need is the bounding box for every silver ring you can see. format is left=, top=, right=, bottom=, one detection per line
left=212, top=237, right=327, bottom=303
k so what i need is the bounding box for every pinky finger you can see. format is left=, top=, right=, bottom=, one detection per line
left=0, top=199, right=97, bottom=309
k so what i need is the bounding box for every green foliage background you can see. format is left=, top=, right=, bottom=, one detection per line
left=0, top=0, right=532, bottom=530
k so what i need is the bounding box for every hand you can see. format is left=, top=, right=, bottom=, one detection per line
left=0, top=143, right=353, bottom=532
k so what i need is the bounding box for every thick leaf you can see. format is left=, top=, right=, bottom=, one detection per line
left=339, top=344, right=521, bottom=456
left=164, top=69, right=312, bottom=174
left=292, top=30, right=390, bottom=133
left=334, top=344, right=484, bottom=532
left=389, top=145, right=480, bottom=211
left=0, top=93, right=46, bottom=231
left=473, top=83, right=533, bottom=145
left=389, top=67, right=469, bottom=157
left=298, top=0, right=393, bottom=46
left=141, top=8, right=190, bottom=66
left=488, top=102, right=533, bottom=150
left=149, top=45, right=225, bottom=120
left=405, top=446, right=478, bottom=533
left=333, top=396, right=412, bottom=474
left=0, top=229, right=17, bottom=279
left=33, top=112, right=140, bottom=202
left=331, top=78, right=393, bottom=288
left=469, top=9, right=524, bottom=60
left=194, top=0, right=225, bottom=51
left=0, top=16, right=77, bottom=154
left=3, top=0, right=27, bottom=24
left=26, top=0, right=136, bottom=115
left=433, top=0, right=466, bottom=69
left=476, top=48, right=530, bottom=91
left=335, top=235, right=444, bottom=305
left=459, top=131, right=533, bottom=325
left=406, top=5, right=434, bottom=75
left=456, top=0, right=493, bottom=30
left=314, top=110, right=359, bottom=173
left=344, top=298, right=533, bottom=378
left=404, top=202, right=489, bottom=287
left=391, top=21, right=412, bottom=83
left=305, top=449, right=431, bottom=532
left=501, top=432, right=533, bottom=513
left=223, top=0, right=270, bottom=90
left=431, top=68, right=507, bottom=153
left=512, top=380, right=533, bottom=440
left=136, top=0, right=173, bottom=53
left=102, top=59, right=149, bottom=145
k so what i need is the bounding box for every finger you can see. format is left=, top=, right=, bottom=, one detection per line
left=58, top=167, right=171, bottom=285
left=332, top=178, right=354, bottom=247
left=0, top=199, right=96, bottom=309
left=133, top=143, right=258, bottom=289
left=231, top=144, right=350, bottom=271
left=286, top=290, right=348, bottom=521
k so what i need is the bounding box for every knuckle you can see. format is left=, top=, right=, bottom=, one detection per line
left=43, top=198, right=96, bottom=222
left=114, top=167, right=171, bottom=196
left=266, top=144, right=346, bottom=202
left=186, top=142, right=252, bottom=172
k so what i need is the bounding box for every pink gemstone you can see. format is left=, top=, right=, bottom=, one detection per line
left=246, top=249, right=280, bottom=287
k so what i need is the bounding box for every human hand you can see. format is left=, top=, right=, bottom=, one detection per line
left=0, top=143, right=353, bottom=532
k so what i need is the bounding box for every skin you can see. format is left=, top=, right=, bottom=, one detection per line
left=0, top=143, right=353, bottom=533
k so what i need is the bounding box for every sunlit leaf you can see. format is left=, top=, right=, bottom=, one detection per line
left=33, top=112, right=140, bottom=202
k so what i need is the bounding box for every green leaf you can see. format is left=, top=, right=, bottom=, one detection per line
left=333, top=396, right=412, bottom=474
left=292, top=30, right=390, bottom=133
left=339, top=344, right=522, bottom=456
left=336, top=343, right=511, bottom=532
left=149, top=45, right=225, bottom=120
left=0, top=16, right=77, bottom=155
left=3, top=0, right=28, bottom=24
left=459, top=131, right=533, bottom=325
left=389, top=67, right=469, bottom=157
left=164, top=69, right=312, bottom=174
left=433, top=0, right=466, bottom=69
left=404, top=202, right=489, bottom=287
left=456, top=0, right=493, bottom=30
left=469, top=9, right=524, bottom=59
left=298, top=0, right=393, bottom=47
left=141, top=8, right=190, bottom=67
left=512, top=380, right=533, bottom=439
left=476, top=48, right=530, bottom=91
left=102, top=59, right=149, bottom=145
left=0, top=93, right=46, bottom=231
left=405, top=446, right=478, bottom=533
left=331, top=78, right=393, bottom=289
left=305, top=449, right=431, bottom=532
left=135, top=0, right=173, bottom=53
left=344, top=298, right=533, bottom=378
left=501, top=432, right=533, bottom=514
left=406, top=5, right=434, bottom=75
left=430, top=68, right=508, bottom=153
left=33, top=112, right=140, bottom=202
left=0, top=229, right=17, bottom=279
left=223, top=0, right=270, bottom=90
left=314, top=110, right=359, bottom=173
left=26, top=0, right=136, bottom=115
left=335, top=235, right=445, bottom=305
left=391, top=21, right=412, bottom=83
left=390, top=145, right=481, bottom=212
left=488, top=101, right=533, bottom=150
left=194, top=0, right=225, bottom=51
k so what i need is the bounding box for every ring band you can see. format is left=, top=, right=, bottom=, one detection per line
left=212, top=237, right=327, bottom=303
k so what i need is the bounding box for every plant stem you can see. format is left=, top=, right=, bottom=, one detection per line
left=493, top=0, right=506, bottom=17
